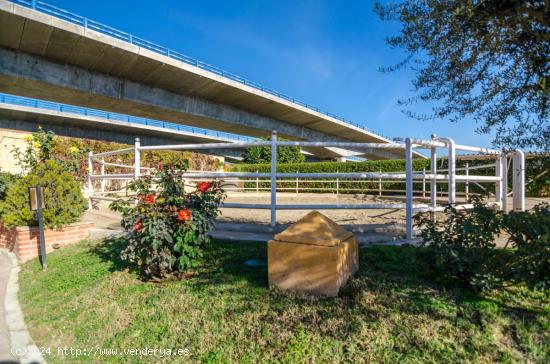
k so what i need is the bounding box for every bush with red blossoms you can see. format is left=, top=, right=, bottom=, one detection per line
left=110, top=163, right=225, bottom=279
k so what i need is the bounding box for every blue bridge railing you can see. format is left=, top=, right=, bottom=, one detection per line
left=8, top=0, right=391, bottom=141
left=0, top=93, right=255, bottom=142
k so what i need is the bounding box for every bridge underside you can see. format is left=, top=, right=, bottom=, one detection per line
left=0, top=49, right=403, bottom=160
left=0, top=105, right=244, bottom=159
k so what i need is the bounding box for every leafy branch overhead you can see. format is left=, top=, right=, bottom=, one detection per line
left=375, top=0, right=550, bottom=149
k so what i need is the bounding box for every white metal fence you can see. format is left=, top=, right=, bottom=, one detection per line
left=87, top=131, right=526, bottom=240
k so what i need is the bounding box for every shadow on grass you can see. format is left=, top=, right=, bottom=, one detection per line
left=89, top=235, right=545, bottom=341
left=89, top=234, right=268, bottom=287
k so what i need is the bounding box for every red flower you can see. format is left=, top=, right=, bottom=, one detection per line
left=178, top=209, right=192, bottom=221
left=145, top=193, right=156, bottom=204
left=158, top=163, right=164, bottom=171
left=196, top=182, right=213, bottom=193
left=134, top=220, right=142, bottom=232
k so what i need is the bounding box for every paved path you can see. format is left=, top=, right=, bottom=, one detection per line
left=0, top=253, right=17, bottom=363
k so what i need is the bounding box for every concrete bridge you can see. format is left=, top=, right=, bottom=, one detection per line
left=0, top=0, right=420, bottom=161
left=0, top=94, right=255, bottom=159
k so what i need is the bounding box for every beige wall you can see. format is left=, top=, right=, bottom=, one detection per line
left=0, top=128, right=28, bottom=174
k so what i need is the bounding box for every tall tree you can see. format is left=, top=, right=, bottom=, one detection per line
left=375, top=0, right=550, bottom=149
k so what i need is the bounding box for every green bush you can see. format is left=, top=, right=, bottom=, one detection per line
left=0, top=170, right=16, bottom=201
left=110, top=163, right=225, bottom=279
left=234, top=158, right=432, bottom=193
left=234, top=156, right=549, bottom=196
left=415, top=198, right=550, bottom=291
left=0, top=160, right=88, bottom=228
left=243, top=136, right=305, bottom=164
left=504, top=204, right=550, bottom=290
left=414, top=197, right=505, bottom=290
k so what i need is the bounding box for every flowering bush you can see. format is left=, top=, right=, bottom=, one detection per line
left=110, top=164, right=225, bottom=279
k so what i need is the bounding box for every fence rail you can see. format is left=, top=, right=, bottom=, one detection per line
left=87, top=132, right=526, bottom=240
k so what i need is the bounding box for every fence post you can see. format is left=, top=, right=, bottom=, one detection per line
left=256, top=170, right=259, bottom=193
left=100, top=158, right=105, bottom=193
left=495, top=153, right=502, bottom=209
left=270, top=131, right=277, bottom=227
left=87, top=151, right=93, bottom=208
left=501, top=152, right=508, bottom=212
left=296, top=171, right=299, bottom=195
left=465, top=162, right=469, bottom=201
left=422, top=168, right=426, bottom=198
left=134, top=138, right=141, bottom=179
left=512, top=150, right=525, bottom=211
left=336, top=169, right=339, bottom=196
left=378, top=169, right=382, bottom=197
left=440, top=137, right=456, bottom=205
left=430, top=147, right=437, bottom=221
left=405, top=138, right=413, bottom=240
left=134, top=138, right=141, bottom=205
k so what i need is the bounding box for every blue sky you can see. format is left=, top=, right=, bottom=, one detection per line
left=46, top=0, right=495, bottom=147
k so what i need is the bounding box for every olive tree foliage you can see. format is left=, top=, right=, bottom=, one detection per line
left=375, top=0, right=550, bottom=149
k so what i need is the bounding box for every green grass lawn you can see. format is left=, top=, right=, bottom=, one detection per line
left=19, top=238, right=549, bottom=363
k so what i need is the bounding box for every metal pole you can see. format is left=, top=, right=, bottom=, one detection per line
left=512, top=150, right=525, bottom=211
left=134, top=138, right=141, bottom=179
left=495, top=154, right=502, bottom=208
left=134, top=138, right=141, bottom=206
left=422, top=168, right=426, bottom=198
left=447, top=140, right=456, bottom=205
left=296, top=171, right=298, bottom=195
left=465, top=162, right=469, bottom=201
left=501, top=152, right=508, bottom=212
left=378, top=169, right=382, bottom=197
left=87, top=151, right=93, bottom=208
left=336, top=169, right=339, bottom=196
left=405, top=138, right=413, bottom=240
left=437, top=137, right=456, bottom=205
left=36, top=186, right=47, bottom=271
left=270, top=131, right=277, bottom=227
left=430, top=147, right=437, bottom=209
left=256, top=170, right=259, bottom=193
left=100, top=158, right=105, bottom=193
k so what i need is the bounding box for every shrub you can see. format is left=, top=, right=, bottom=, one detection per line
left=504, top=204, right=550, bottom=290
left=415, top=198, right=550, bottom=291
left=243, top=136, right=305, bottom=164
left=0, top=160, right=88, bottom=228
left=0, top=170, right=16, bottom=201
left=234, top=158, right=432, bottom=193
left=414, top=197, right=506, bottom=291
left=110, top=163, right=225, bottom=279
left=12, top=127, right=57, bottom=173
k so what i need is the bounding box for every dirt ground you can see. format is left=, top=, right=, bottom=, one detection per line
left=219, top=192, right=548, bottom=226
left=220, top=192, right=408, bottom=226
left=85, top=193, right=549, bottom=230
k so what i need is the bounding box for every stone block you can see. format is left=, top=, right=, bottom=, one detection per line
left=268, top=211, right=359, bottom=297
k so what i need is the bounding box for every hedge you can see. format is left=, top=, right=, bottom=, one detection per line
left=231, top=156, right=549, bottom=196
left=232, top=159, right=444, bottom=194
